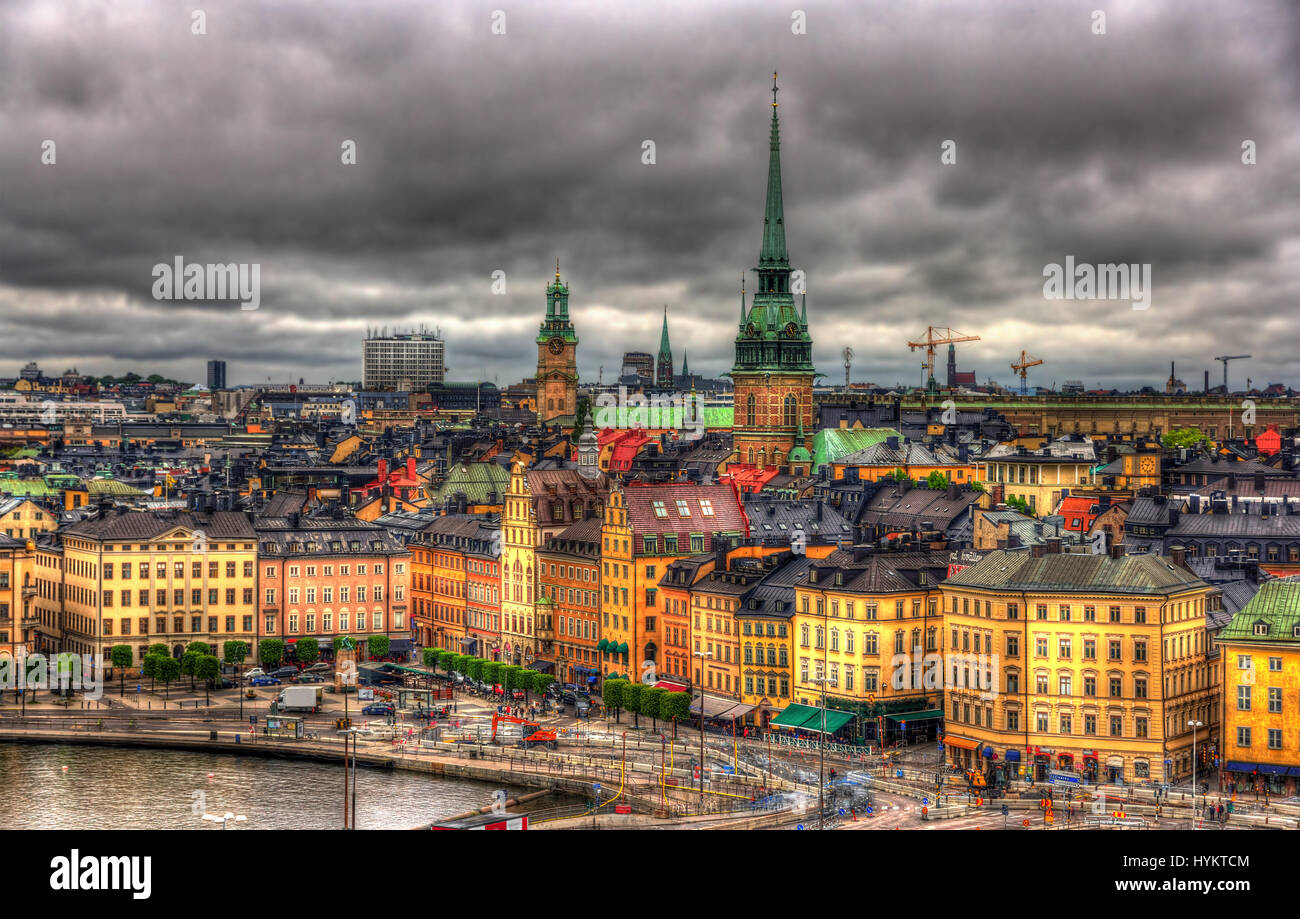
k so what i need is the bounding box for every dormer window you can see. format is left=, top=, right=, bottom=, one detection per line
left=1254, top=622, right=1269, bottom=636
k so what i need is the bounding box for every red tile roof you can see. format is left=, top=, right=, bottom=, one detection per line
left=622, top=481, right=749, bottom=545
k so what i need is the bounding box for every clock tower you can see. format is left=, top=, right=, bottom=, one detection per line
left=536, top=261, right=579, bottom=424
left=731, top=73, right=816, bottom=471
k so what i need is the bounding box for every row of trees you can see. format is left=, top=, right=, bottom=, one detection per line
left=421, top=649, right=555, bottom=700
left=601, top=679, right=692, bottom=733
left=256, top=635, right=390, bottom=669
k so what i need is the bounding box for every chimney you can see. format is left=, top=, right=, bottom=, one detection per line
left=1254, top=472, right=1265, bottom=493
left=1169, top=545, right=1188, bottom=571
left=1188, top=494, right=1200, bottom=514
left=1006, top=532, right=1021, bottom=549
left=1110, top=542, right=1124, bottom=559
left=407, top=457, right=417, bottom=481
left=377, top=458, right=388, bottom=482
left=1031, top=543, right=1046, bottom=558
left=886, top=436, right=899, bottom=450
left=947, top=483, right=959, bottom=500
left=1046, top=536, right=1062, bottom=554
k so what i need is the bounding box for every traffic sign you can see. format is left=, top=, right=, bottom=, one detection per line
left=1001, top=804, right=1009, bottom=816
left=1022, top=818, right=1030, bottom=827
left=896, top=769, right=904, bottom=779
left=593, top=783, right=601, bottom=793
left=838, top=808, right=845, bottom=816
left=797, top=824, right=805, bottom=830
left=922, top=797, right=930, bottom=806
left=937, top=742, right=944, bottom=751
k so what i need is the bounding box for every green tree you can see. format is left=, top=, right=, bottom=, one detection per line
left=423, top=648, right=441, bottom=670
left=438, top=650, right=456, bottom=672
left=110, top=645, right=133, bottom=698
left=971, top=480, right=986, bottom=493
left=259, top=639, right=285, bottom=669
left=570, top=397, right=592, bottom=444
left=452, top=654, right=471, bottom=675
left=296, top=637, right=320, bottom=666
left=482, top=661, right=502, bottom=686
left=1162, top=427, right=1207, bottom=450
left=660, top=691, right=691, bottom=738
left=181, top=649, right=200, bottom=690
left=623, top=681, right=645, bottom=728
left=148, top=643, right=168, bottom=659
left=187, top=641, right=212, bottom=658
left=367, top=634, right=390, bottom=660
left=142, top=653, right=163, bottom=692
left=223, top=640, right=249, bottom=666
left=927, top=470, right=950, bottom=489
left=467, top=658, right=485, bottom=682
left=157, top=656, right=181, bottom=701
left=531, top=672, right=555, bottom=697
left=642, top=686, right=666, bottom=731
left=196, top=654, right=221, bottom=706
left=603, top=679, right=626, bottom=722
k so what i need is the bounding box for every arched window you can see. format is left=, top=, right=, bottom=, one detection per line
left=746, top=393, right=756, bottom=427
left=783, top=394, right=797, bottom=428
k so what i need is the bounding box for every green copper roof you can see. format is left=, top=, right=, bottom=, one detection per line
left=658, top=307, right=671, bottom=360
left=537, top=266, right=578, bottom=344
left=812, top=427, right=901, bottom=473
left=1219, top=580, right=1300, bottom=644
left=435, top=461, right=510, bottom=505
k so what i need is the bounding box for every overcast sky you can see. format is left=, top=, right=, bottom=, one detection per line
left=1, top=0, right=1297, bottom=391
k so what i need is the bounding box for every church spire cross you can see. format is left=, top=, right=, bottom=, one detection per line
left=772, top=71, right=779, bottom=107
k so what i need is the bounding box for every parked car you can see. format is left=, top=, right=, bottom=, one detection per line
left=511, top=689, right=526, bottom=701
left=243, top=668, right=266, bottom=680
left=296, top=673, right=325, bottom=684
left=362, top=703, right=395, bottom=716
left=450, top=671, right=466, bottom=685
left=249, top=675, right=281, bottom=686
left=303, top=662, right=332, bottom=674
left=214, top=677, right=236, bottom=690
left=575, top=699, right=591, bottom=718
left=269, top=667, right=299, bottom=680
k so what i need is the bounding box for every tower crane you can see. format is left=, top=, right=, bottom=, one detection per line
left=907, top=326, right=981, bottom=392
left=1214, top=355, right=1250, bottom=393
left=1010, top=350, right=1044, bottom=396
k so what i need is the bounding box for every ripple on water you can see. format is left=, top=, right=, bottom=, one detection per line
left=0, top=742, right=522, bottom=829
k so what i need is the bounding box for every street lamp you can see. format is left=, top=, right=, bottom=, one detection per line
left=692, top=650, right=713, bottom=804
left=1189, top=719, right=1203, bottom=823
left=201, top=811, right=246, bottom=829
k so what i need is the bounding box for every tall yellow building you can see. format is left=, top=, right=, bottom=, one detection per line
left=791, top=549, right=949, bottom=744
left=500, top=463, right=539, bottom=666
left=0, top=535, right=39, bottom=664
left=942, top=543, right=1217, bottom=785
left=60, top=510, right=258, bottom=664
left=1218, top=579, right=1300, bottom=797
left=599, top=482, right=748, bottom=684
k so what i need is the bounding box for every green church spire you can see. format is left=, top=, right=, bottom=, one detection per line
left=759, top=71, right=788, bottom=269
left=658, top=305, right=671, bottom=359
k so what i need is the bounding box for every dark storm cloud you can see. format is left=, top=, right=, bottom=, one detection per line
left=0, top=0, right=1296, bottom=390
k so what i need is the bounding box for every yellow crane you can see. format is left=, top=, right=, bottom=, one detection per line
left=907, top=326, right=981, bottom=392
left=1010, top=350, right=1044, bottom=395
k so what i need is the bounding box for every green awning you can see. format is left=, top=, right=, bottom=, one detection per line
left=770, top=702, right=854, bottom=734
left=885, top=709, right=943, bottom=723
left=596, top=639, right=609, bottom=652
left=616, top=642, right=629, bottom=655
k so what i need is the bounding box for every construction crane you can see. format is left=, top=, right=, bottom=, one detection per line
left=842, top=347, right=853, bottom=389
left=1214, top=355, right=1251, bottom=393
left=1009, top=350, right=1044, bottom=396
left=908, top=326, right=981, bottom=392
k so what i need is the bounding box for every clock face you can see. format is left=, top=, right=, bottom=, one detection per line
left=785, top=322, right=799, bottom=338
left=1139, top=456, right=1157, bottom=474
left=548, top=337, right=565, bottom=355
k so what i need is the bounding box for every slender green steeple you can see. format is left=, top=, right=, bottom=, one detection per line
left=656, top=305, right=674, bottom=386
left=759, top=72, right=789, bottom=269
left=733, top=72, right=813, bottom=375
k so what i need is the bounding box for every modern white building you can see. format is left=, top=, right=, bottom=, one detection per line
left=362, top=331, right=445, bottom=391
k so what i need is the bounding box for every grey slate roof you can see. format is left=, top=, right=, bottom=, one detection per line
left=945, top=549, right=1209, bottom=595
